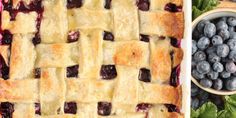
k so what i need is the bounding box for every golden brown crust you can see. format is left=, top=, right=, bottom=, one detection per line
left=113, top=41, right=149, bottom=68
left=0, top=45, right=9, bottom=66
left=172, top=46, right=184, bottom=67
left=140, top=11, right=184, bottom=39
left=150, top=38, right=171, bottom=83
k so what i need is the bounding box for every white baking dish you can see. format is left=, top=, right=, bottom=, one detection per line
left=181, top=0, right=191, bottom=117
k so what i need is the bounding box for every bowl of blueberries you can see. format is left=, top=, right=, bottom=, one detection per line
left=192, top=8, right=236, bottom=95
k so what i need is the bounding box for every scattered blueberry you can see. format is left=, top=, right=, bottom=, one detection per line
left=208, top=53, right=221, bottom=63
left=212, top=62, right=224, bottom=72
left=213, top=79, right=223, bottom=90
left=207, top=70, right=219, bottom=80
left=197, top=20, right=210, bottom=33
left=197, top=37, right=210, bottom=50
left=200, top=79, right=213, bottom=88
left=204, top=23, right=216, bottom=38
left=225, top=61, right=236, bottom=73
left=229, top=26, right=235, bottom=32
left=229, top=32, right=236, bottom=39
left=211, top=35, right=223, bottom=45
left=206, top=46, right=216, bottom=54
left=193, top=51, right=206, bottom=62
left=191, top=98, right=199, bottom=109
left=196, top=61, right=211, bottom=74
left=227, top=39, right=236, bottom=51
left=192, top=40, right=198, bottom=54
left=229, top=51, right=236, bottom=62
left=227, top=17, right=236, bottom=27
left=216, top=21, right=228, bottom=31
left=216, top=44, right=230, bottom=57
left=191, top=84, right=199, bottom=97
left=225, top=77, right=236, bottom=91
left=220, top=71, right=231, bottom=79
left=192, top=69, right=205, bottom=80
left=218, top=29, right=230, bottom=40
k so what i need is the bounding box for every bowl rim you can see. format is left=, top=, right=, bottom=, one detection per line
left=192, top=8, right=236, bottom=95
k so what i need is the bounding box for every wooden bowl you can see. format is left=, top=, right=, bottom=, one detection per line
left=192, top=8, right=236, bottom=95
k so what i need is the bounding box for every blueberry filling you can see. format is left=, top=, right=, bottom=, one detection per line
left=140, top=34, right=149, bottom=42
left=18, top=0, right=42, bottom=11
left=164, top=3, right=182, bottom=12
left=67, top=31, right=80, bottom=43
left=0, top=102, right=14, bottom=117
left=67, top=0, right=82, bottom=9
left=34, top=68, right=41, bottom=78
left=136, top=103, right=152, bottom=113
left=136, top=0, right=150, bottom=11
left=64, top=102, right=77, bottom=114
left=0, top=55, right=9, bottom=80
left=2, top=0, right=13, bottom=11
left=104, top=0, right=112, bottom=9
left=100, top=65, right=117, bottom=80
left=103, top=31, right=114, bottom=41
left=1, top=30, right=12, bottom=45
left=97, top=102, right=112, bottom=116
left=165, top=104, right=180, bottom=113
left=66, top=65, right=79, bottom=78
left=170, top=37, right=181, bottom=47
left=138, top=68, right=151, bottom=82
left=170, top=65, right=180, bottom=87
left=32, top=32, right=41, bottom=45
left=35, top=103, right=41, bottom=115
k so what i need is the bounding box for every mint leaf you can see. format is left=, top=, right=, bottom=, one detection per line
left=191, top=108, right=200, bottom=118
left=217, top=110, right=230, bottom=118
left=225, top=95, right=236, bottom=112
left=191, top=102, right=217, bottom=118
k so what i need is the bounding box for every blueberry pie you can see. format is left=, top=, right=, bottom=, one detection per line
left=0, top=0, right=184, bottom=117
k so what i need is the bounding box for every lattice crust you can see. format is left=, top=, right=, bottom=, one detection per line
left=0, top=0, right=184, bottom=117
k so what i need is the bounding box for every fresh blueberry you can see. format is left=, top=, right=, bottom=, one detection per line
left=200, top=79, right=213, bottom=88
left=220, top=71, right=231, bottom=79
left=191, top=83, right=199, bottom=96
left=192, top=61, right=197, bottom=69
left=192, top=69, right=205, bottom=80
left=229, top=51, right=236, bottom=62
left=208, top=53, right=221, bottom=63
left=191, top=98, right=199, bottom=109
left=213, top=79, right=223, bottom=90
left=218, top=29, right=230, bottom=40
left=227, top=17, right=236, bottom=27
left=206, top=46, right=216, bottom=54
left=193, top=30, right=203, bottom=39
left=192, top=40, right=198, bottom=54
left=225, top=77, right=236, bottom=91
left=198, top=90, right=209, bottom=100
left=227, top=39, right=236, bottom=51
left=219, top=17, right=227, bottom=22
left=193, top=51, right=206, bottom=62
left=225, top=61, right=236, bottom=73
left=229, top=26, right=235, bottom=32
left=196, top=61, right=211, bottom=74
left=212, top=35, right=223, bottom=45
left=197, top=20, right=210, bottom=33
left=229, top=32, right=236, bottom=39
left=197, top=37, right=210, bottom=50
left=216, top=20, right=228, bottom=31
left=216, top=44, right=230, bottom=57
left=204, top=23, right=216, bottom=38
left=213, top=62, right=224, bottom=72
left=207, top=70, right=219, bottom=80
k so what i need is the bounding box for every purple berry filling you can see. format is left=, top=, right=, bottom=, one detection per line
left=97, top=102, right=112, bottom=116
left=136, top=0, right=150, bottom=11
left=67, top=0, right=82, bottom=9
left=103, top=31, right=114, bottom=41
left=68, top=31, right=80, bottom=43
left=0, top=102, right=14, bottom=117
left=35, top=103, right=41, bottom=115
left=138, top=68, right=151, bottom=82
left=66, top=65, right=79, bottom=78
left=140, top=34, right=149, bottom=42
left=170, top=65, right=180, bottom=87
left=164, top=3, right=182, bottom=12
left=64, top=102, right=77, bottom=114
left=100, top=65, right=117, bottom=80
left=165, top=104, right=180, bottom=113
